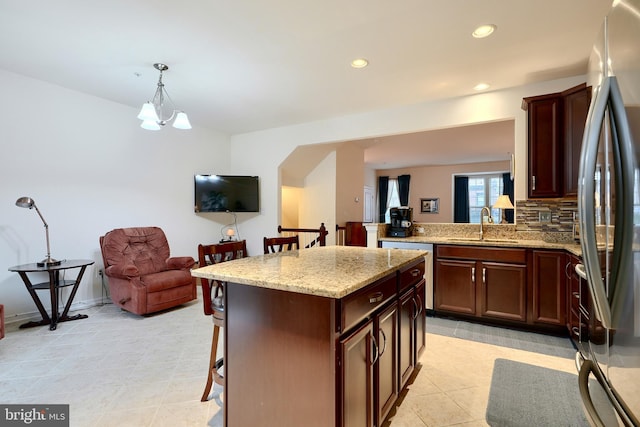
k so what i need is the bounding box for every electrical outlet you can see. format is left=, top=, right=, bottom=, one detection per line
left=539, top=211, right=551, bottom=223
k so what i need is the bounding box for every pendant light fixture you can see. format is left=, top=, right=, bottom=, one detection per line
left=137, top=63, right=192, bottom=130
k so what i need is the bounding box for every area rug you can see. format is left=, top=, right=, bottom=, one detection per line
left=486, top=358, right=612, bottom=427
left=426, top=316, right=576, bottom=359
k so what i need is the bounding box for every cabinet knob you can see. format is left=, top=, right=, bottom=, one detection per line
left=410, top=268, right=422, bottom=277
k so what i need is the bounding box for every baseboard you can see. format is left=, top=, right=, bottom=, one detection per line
left=3, top=297, right=112, bottom=327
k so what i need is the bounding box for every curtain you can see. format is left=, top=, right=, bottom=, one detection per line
left=502, top=172, right=515, bottom=223
left=397, top=174, right=411, bottom=206
left=378, top=176, right=389, bottom=223
left=454, top=176, right=469, bottom=223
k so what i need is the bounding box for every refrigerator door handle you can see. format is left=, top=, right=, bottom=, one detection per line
left=605, top=76, right=635, bottom=328
left=578, top=77, right=613, bottom=328
left=575, top=263, right=587, bottom=280
left=579, top=359, right=639, bottom=427
left=578, top=360, right=606, bottom=427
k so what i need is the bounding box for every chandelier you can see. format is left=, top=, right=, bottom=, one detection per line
left=137, top=63, right=192, bottom=130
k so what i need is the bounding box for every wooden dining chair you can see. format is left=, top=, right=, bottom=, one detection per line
left=197, top=240, right=247, bottom=402
left=263, top=235, right=300, bottom=254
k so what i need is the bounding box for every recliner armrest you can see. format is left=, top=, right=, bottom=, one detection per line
left=167, top=256, right=196, bottom=270
left=105, top=264, right=140, bottom=279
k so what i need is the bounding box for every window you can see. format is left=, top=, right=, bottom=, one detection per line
left=384, top=178, right=401, bottom=223
left=468, top=174, right=504, bottom=223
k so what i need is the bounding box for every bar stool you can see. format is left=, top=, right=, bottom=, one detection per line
left=197, top=240, right=247, bottom=402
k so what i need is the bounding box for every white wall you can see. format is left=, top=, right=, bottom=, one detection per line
left=0, top=66, right=588, bottom=324
left=336, top=143, right=365, bottom=224
left=0, top=69, right=230, bottom=323
left=300, top=152, right=337, bottom=245
left=230, top=75, right=587, bottom=254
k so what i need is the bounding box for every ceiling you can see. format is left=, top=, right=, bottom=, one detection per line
left=0, top=1, right=611, bottom=138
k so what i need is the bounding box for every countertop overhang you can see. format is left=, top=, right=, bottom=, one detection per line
left=380, top=236, right=582, bottom=256
left=191, top=245, right=428, bottom=299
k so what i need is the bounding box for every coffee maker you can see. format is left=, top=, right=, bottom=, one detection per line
left=388, top=207, right=413, bottom=237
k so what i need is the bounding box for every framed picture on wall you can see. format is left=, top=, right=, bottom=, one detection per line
left=420, top=198, right=439, bottom=213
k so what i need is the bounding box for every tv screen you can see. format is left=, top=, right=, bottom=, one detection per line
left=194, top=175, right=260, bottom=213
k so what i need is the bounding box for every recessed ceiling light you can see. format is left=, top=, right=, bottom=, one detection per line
left=472, top=24, right=497, bottom=38
left=351, top=58, right=369, bottom=69
left=474, top=83, right=490, bottom=91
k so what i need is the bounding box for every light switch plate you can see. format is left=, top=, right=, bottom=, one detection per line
left=539, top=211, right=551, bottom=222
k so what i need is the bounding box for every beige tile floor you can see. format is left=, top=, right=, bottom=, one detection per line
left=0, top=297, right=577, bottom=427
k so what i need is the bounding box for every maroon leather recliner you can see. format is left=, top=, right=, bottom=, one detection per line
left=99, top=227, right=196, bottom=315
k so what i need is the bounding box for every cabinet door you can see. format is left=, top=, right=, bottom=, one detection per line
left=341, top=321, right=375, bottom=427
left=415, top=280, right=426, bottom=359
left=376, top=303, right=398, bottom=425
left=479, top=261, right=527, bottom=322
left=399, top=289, right=415, bottom=389
left=531, top=250, right=567, bottom=326
left=566, top=255, right=581, bottom=343
left=435, top=259, right=476, bottom=315
left=525, top=95, right=563, bottom=198
left=562, top=84, right=591, bottom=197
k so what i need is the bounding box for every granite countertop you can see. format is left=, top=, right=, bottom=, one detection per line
left=379, top=235, right=583, bottom=256
left=191, top=246, right=428, bottom=299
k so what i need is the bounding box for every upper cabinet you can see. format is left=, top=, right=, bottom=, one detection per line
left=562, top=84, right=592, bottom=197
left=522, top=83, right=591, bottom=198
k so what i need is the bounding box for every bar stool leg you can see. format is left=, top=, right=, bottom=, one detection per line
left=201, top=323, right=220, bottom=402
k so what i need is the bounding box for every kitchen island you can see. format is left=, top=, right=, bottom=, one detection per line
left=191, top=245, right=428, bottom=427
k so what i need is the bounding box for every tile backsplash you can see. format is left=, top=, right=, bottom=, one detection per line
left=515, top=199, right=578, bottom=233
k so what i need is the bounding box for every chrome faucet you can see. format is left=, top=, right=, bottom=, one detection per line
left=480, top=206, right=493, bottom=240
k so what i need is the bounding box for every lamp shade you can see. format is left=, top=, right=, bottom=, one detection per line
left=137, top=102, right=160, bottom=122
left=493, top=195, right=514, bottom=210
left=16, top=196, right=35, bottom=209
left=173, top=112, right=192, bottom=129
left=140, top=120, right=161, bottom=131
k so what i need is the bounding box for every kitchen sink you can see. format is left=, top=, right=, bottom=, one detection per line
left=448, top=237, right=520, bottom=244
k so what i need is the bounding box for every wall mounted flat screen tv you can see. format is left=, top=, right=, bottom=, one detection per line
left=194, top=175, right=260, bottom=213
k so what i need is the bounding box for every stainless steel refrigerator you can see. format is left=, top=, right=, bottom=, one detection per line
left=576, top=1, right=640, bottom=425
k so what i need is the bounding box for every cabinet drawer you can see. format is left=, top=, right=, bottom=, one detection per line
left=341, top=275, right=397, bottom=333
left=436, top=245, right=526, bottom=264
left=399, top=260, right=425, bottom=293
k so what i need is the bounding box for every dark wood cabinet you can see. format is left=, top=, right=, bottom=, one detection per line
left=480, top=261, right=527, bottom=322
left=434, top=245, right=568, bottom=333
left=566, top=253, right=583, bottom=343
left=531, top=250, right=567, bottom=327
left=398, top=263, right=426, bottom=391
left=435, top=245, right=527, bottom=323
left=566, top=253, right=592, bottom=350
left=415, top=279, right=426, bottom=358
left=340, top=257, right=426, bottom=427
left=376, top=303, right=398, bottom=425
left=562, top=84, right=591, bottom=197
left=522, top=83, right=591, bottom=198
left=523, top=93, right=563, bottom=198
left=434, top=258, right=477, bottom=315
left=341, top=320, right=375, bottom=427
